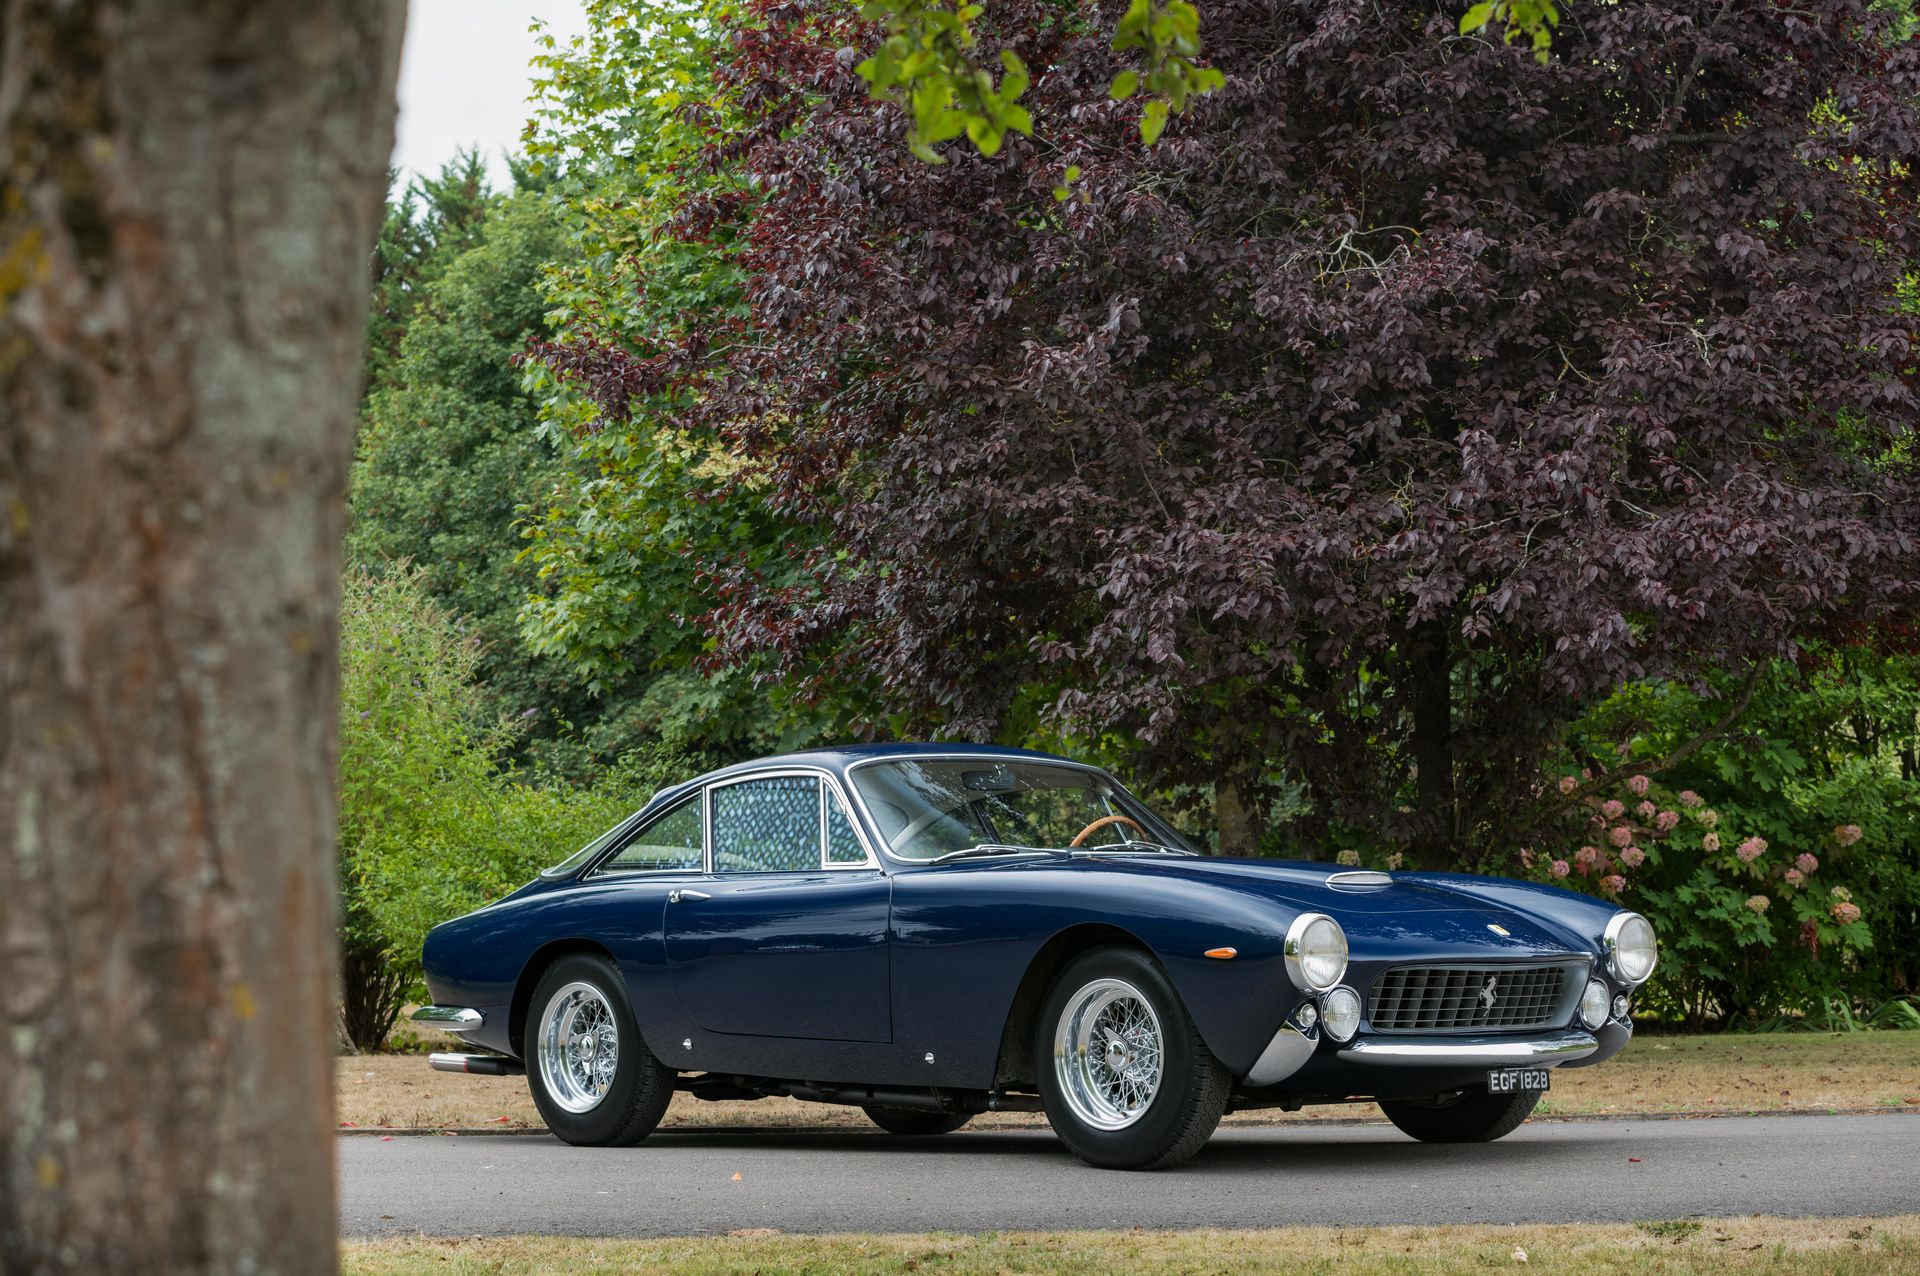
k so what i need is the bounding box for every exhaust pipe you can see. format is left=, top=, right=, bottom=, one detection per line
left=429, top=1052, right=525, bottom=1077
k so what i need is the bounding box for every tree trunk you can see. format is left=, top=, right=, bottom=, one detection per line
left=1214, top=774, right=1263, bottom=857
left=1407, top=618, right=1455, bottom=869
left=0, top=3, right=403, bottom=1271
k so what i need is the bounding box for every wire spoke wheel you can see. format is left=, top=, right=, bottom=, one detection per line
left=537, top=980, right=620, bottom=1114
left=1053, top=977, right=1165, bottom=1131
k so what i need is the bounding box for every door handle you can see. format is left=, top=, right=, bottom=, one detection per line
left=669, top=889, right=712, bottom=904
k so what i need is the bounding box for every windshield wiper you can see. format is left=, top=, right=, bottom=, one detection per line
left=1087, top=839, right=1199, bottom=857
left=928, top=843, right=1071, bottom=864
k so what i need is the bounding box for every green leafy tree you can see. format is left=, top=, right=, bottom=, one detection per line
left=519, top=0, right=845, bottom=759
left=337, top=566, right=683, bottom=1050
left=364, top=150, right=497, bottom=393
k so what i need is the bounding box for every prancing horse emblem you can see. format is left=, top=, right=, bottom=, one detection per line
left=1480, top=976, right=1499, bottom=1010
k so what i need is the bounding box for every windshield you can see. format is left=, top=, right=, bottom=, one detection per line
left=849, top=759, right=1190, bottom=860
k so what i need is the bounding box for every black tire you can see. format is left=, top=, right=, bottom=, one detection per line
left=862, top=1106, right=974, bottom=1136
left=523, top=954, right=676, bottom=1147
left=1034, top=946, right=1230, bottom=1170
left=1378, top=1087, right=1542, bottom=1143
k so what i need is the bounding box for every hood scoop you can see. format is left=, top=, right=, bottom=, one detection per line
left=1326, top=870, right=1394, bottom=890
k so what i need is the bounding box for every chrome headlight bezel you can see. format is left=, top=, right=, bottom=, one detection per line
left=1604, top=911, right=1658, bottom=985
left=1284, top=912, right=1349, bottom=992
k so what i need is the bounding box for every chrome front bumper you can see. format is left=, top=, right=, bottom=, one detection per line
left=1337, top=1029, right=1598, bottom=1067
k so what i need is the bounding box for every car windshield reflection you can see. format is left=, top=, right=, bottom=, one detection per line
left=849, top=759, right=1193, bottom=860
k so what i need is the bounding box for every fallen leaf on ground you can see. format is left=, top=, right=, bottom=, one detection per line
left=731, top=1172, right=743, bottom=1181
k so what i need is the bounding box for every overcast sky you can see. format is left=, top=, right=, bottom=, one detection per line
left=392, top=0, right=590, bottom=187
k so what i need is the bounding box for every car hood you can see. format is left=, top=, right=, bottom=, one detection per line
left=1071, top=854, right=1605, bottom=956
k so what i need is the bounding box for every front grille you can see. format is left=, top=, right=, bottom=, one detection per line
left=1369, top=963, right=1579, bottom=1033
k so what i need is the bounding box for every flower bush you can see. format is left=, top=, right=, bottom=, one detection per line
left=1527, top=655, right=1920, bottom=1028
left=1525, top=764, right=1880, bottom=1025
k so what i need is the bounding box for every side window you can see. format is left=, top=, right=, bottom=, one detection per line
left=826, top=789, right=867, bottom=865
left=712, top=776, right=821, bottom=874
left=598, top=799, right=703, bottom=873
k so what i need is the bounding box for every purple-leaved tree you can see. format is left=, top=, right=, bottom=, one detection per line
left=553, top=0, right=1920, bottom=864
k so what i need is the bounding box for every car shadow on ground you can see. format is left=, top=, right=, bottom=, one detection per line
left=639, top=1123, right=1618, bottom=1171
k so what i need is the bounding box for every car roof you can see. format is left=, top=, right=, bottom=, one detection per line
left=648, top=742, right=1085, bottom=808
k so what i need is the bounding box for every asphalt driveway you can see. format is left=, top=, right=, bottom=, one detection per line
left=339, top=1111, right=1918, bottom=1237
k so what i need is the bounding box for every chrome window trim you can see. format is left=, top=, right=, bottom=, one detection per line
left=841, top=753, right=1193, bottom=865
left=583, top=793, right=707, bottom=879
left=703, top=767, right=881, bottom=873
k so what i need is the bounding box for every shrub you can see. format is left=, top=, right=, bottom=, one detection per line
left=337, top=566, right=690, bottom=1050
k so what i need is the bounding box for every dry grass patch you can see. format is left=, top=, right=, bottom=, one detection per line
left=342, top=1216, right=1920, bottom=1274
left=338, top=1031, right=1920, bottom=1132
left=1531, top=1032, right=1920, bottom=1118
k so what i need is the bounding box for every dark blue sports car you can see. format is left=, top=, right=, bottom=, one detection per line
left=414, top=743, right=1656, bottom=1169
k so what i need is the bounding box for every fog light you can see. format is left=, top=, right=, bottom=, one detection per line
left=1579, top=978, right=1610, bottom=1030
left=1321, top=987, right=1361, bottom=1042
left=1294, top=1001, right=1319, bottom=1031
left=1612, top=993, right=1629, bottom=1021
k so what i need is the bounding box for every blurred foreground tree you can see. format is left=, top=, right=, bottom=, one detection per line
left=0, top=2, right=403, bottom=1270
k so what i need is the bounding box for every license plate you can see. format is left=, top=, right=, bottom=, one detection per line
left=1487, top=1067, right=1551, bottom=1094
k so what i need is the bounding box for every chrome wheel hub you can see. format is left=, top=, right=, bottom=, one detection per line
left=537, top=981, right=619, bottom=1113
left=1053, top=977, right=1165, bottom=1131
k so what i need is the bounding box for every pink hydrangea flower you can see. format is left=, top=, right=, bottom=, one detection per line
left=1608, top=826, right=1634, bottom=848
left=1795, top=853, right=1818, bottom=875
left=1831, top=901, right=1862, bottom=925
left=1603, top=874, right=1627, bottom=894
left=1830, top=885, right=1852, bottom=902
left=1576, top=845, right=1603, bottom=869
left=1385, top=852, right=1405, bottom=870
left=1655, top=810, right=1680, bottom=833
left=1601, top=799, right=1626, bottom=820
left=1745, top=894, right=1770, bottom=914
left=1784, top=868, right=1805, bottom=888
left=1628, top=774, right=1651, bottom=796
left=1621, top=846, right=1646, bottom=868
left=1636, top=800, right=1657, bottom=819
left=1518, top=847, right=1535, bottom=868
left=1700, top=809, right=1719, bottom=828
left=1736, top=836, right=1767, bottom=863
left=1558, top=775, right=1578, bottom=795
left=1550, top=859, right=1571, bottom=879
left=1679, top=790, right=1703, bottom=808
left=1834, top=824, right=1863, bottom=847
left=1336, top=849, right=1361, bottom=867
left=1703, top=832, right=1721, bottom=853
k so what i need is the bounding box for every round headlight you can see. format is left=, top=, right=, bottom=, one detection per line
left=1579, top=978, right=1610, bottom=1030
left=1321, top=986, right=1361, bottom=1041
left=1285, top=913, right=1349, bottom=991
left=1605, top=912, right=1658, bottom=985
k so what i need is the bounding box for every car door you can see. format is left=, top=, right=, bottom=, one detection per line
left=663, top=771, right=893, bottom=1043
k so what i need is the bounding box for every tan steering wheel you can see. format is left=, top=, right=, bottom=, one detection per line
left=1068, top=813, right=1150, bottom=848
